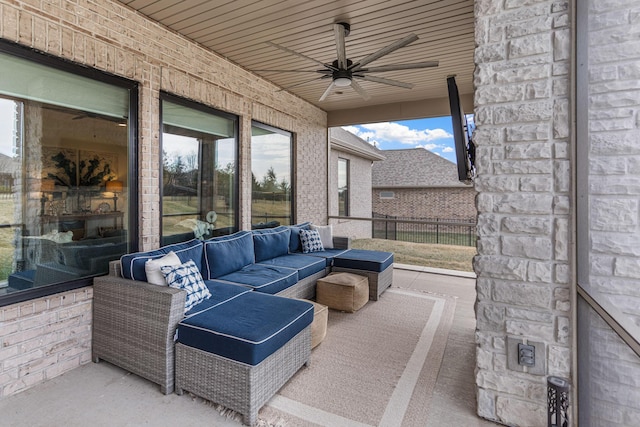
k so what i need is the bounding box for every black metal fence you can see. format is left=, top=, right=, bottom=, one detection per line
left=372, top=213, right=477, bottom=247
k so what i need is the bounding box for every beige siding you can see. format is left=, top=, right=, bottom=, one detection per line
left=329, top=149, right=373, bottom=239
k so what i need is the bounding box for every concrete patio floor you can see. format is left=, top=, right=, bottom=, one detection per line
left=0, top=266, right=498, bottom=427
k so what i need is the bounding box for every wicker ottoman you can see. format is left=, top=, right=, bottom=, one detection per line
left=332, top=249, right=394, bottom=301
left=304, top=299, right=328, bottom=348
left=316, top=272, right=369, bottom=312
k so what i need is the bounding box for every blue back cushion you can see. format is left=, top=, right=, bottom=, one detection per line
left=203, top=231, right=255, bottom=279
left=288, top=222, right=311, bottom=253
left=120, top=239, right=204, bottom=282
left=252, top=226, right=291, bottom=262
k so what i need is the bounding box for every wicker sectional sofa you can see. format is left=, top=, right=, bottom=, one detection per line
left=92, top=223, right=393, bottom=425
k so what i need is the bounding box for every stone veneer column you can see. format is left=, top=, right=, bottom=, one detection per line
left=576, top=0, right=640, bottom=425
left=473, top=0, right=572, bottom=425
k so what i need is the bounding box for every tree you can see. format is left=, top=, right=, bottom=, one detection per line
left=260, top=166, right=278, bottom=193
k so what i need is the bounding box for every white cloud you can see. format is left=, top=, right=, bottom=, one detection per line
left=442, top=146, right=454, bottom=153
left=343, top=122, right=452, bottom=149
left=341, top=125, right=359, bottom=134
left=341, top=126, right=377, bottom=146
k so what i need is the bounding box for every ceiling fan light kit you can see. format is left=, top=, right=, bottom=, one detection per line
left=264, top=22, right=439, bottom=102
left=334, top=77, right=352, bottom=87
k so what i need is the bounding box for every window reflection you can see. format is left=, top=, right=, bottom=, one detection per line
left=251, top=123, right=293, bottom=228
left=161, top=97, right=238, bottom=245
left=338, top=158, right=349, bottom=216
left=0, top=98, right=130, bottom=295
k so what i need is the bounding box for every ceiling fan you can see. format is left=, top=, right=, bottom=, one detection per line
left=260, top=22, right=439, bottom=102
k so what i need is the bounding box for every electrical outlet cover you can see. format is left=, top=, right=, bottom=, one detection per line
left=507, top=336, right=525, bottom=372
left=506, top=337, right=547, bottom=376
left=518, top=343, right=535, bottom=366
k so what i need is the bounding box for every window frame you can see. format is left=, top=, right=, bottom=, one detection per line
left=159, top=92, right=240, bottom=241
left=0, top=40, right=139, bottom=307
left=250, top=121, right=295, bottom=226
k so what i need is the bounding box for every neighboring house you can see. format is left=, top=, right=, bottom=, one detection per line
left=328, top=127, right=385, bottom=239
left=372, top=148, right=476, bottom=221
left=0, top=153, right=17, bottom=191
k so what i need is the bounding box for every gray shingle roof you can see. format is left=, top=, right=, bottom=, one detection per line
left=372, top=148, right=467, bottom=188
left=329, top=127, right=385, bottom=161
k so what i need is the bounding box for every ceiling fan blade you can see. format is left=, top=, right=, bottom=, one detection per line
left=350, top=79, right=371, bottom=101
left=277, top=76, right=329, bottom=92
left=349, top=33, right=419, bottom=70
left=356, top=61, right=439, bottom=73
left=266, top=41, right=337, bottom=70
left=359, top=74, right=414, bottom=89
left=334, top=23, right=348, bottom=69
left=254, top=69, right=332, bottom=73
left=319, top=81, right=336, bottom=102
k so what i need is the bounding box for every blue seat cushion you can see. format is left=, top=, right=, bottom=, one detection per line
left=215, top=264, right=298, bottom=295
left=185, top=280, right=251, bottom=316
left=252, top=226, right=291, bottom=262
left=258, top=253, right=326, bottom=279
left=299, top=248, right=349, bottom=267
left=177, top=292, right=313, bottom=365
left=203, top=231, right=255, bottom=279
left=120, top=239, right=204, bottom=282
left=333, top=249, right=394, bottom=272
left=8, top=270, right=36, bottom=290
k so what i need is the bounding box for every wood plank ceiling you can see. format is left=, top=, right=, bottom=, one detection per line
left=117, top=0, right=475, bottom=125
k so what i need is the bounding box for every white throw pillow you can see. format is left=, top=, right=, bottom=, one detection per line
left=310, top=224, right=333, bottom=249
left=144, top=251, right=182, bottom=285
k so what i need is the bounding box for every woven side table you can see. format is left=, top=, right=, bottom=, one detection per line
left=301, top=299, right=328, bottom=348
left=316, top=272, right=369, bottom=313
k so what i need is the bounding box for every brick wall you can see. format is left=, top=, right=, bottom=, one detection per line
left=329, top=149, right=374, bottom=239
left=0, top=0, right=327, bottom=397
left=577, top=0, right=640, bottom=425
left=373, top=187, right=477, bottom=220
left=0, top=288, right=92, bottom=398
left=473, top=0, right=572, bottom=425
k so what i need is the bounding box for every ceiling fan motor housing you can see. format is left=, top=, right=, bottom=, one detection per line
left=332, top=59, right=353, bottom=86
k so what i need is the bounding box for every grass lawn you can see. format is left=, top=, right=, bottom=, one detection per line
left=351, top=238, right=476, bottom=272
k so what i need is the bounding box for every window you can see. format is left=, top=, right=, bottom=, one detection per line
left=0, top=42, right=137, bottom=305
left=380, top=191, right=395, bottom=199
left=338, top=158, right=349, bottom=216
left=160, top=94, right=238, bottom=244
left=251, top=123, right=293, bottom=227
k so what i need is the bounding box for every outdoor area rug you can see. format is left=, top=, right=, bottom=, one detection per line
left=258, top=287, right=457, bottom=426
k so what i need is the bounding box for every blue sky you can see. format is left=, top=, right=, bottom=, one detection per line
left=343, top=116, right=471, bottom=164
